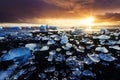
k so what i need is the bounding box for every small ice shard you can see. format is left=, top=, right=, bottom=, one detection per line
left=60, top=35, right=68, bottom=44
left=113, top=32, right=120, bottom=37
left=69, top=38, right=74, bottom=41
left=82, top=70, right=94, bottom=77
left=54, top=36, right=60, bottom=41
left=78, top=46, right=85, bottom=50
left=50, top=35, right=57, bottom=38
left=84, top=57, right=93, bottom=65
left=54, top=71, right=59, bottom=77
left=72, top=70, right=82, bottom=76
left=28, top=66, right=36, bottom=71
left=109, top=45, right=120, bottom=50
left=39, top=25, right=48, bottom=32
left=47, top=39, right=55, bottom=45
left=116, top=64, right=120, bottom=68
left=0, top=37, right=5, bottom=40
left=1, top=47, right=31, bottom=63
left=99, top=53, right=116, bottom=62
left=48, top=55, right=53, bottom=62
left=41, top=36, right=49, bottom=41
left=40, top=46, right=49, bottom=51
left=66, top=56, right=78, bottom=67
left=107, top=40, right=116, bottom=45
left=62, top=43, right=72, bottom=50
left=49, top=50, right=56, bottom=55
left=80, top=38, right=89, bottom=43
left=100, top=28, right=108, bottom=34
left=72, top=28, right=83, bottom=35
left=86, top=40, right=93, bottom=44
left=44, top=66, right=55, bottom=73
left=13, top=70, right=25, bottom=79
left=117, top=40, right=120, bottom=44
left=55, top=54, right=65, bottom=62
left=25, top=43, right=39, bottom=51
left=87, top=54, right=100, bottom=63
left=95, top=47, right=108, bottom=53
left=66, top=51, right=73, bottom=55
left=93, top=35, right=110, bottom=40
left=75, top=46, right=85, bottom=52
left=38, top=73, right=46, bottom=79
left=56, top=48, right=62, bottom=52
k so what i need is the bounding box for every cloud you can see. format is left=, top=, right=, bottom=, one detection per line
left=95, top=13, right=120, bottom=22
left=0, top=0, right=120, bottom=23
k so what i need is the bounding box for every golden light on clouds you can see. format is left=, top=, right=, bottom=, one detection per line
left=38, top=16, right=95, bottom=26
left=81, top=16, right=95, bottom=26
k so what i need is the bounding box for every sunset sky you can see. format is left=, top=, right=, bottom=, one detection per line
left=0, top=0, right=120, bottom=26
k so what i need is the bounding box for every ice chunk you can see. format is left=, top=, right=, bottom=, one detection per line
left=49, top=50, right=56, bottom=55
left=47, top=39, right=55, bottom=45
left=62, top=43, right=72, bottom=50
left=82, top=70, right=94, bottom=77
left=41, top=36, right=49, bottom=41
left=38, top=73, right=46, bottom=79
left=113, top=32, right=120, bottom=37
left=48, top=55, right=54, bottom=61
left=100, top=28, right=108, bottom=34
left=56, top=48, right=62, bottom=52
left=107, top=40, right=116, bottom=45
left=84, top=57, right=93, bottom=65
left=2, top=47, right=31, bottom=62
left=66, top=51, right=73, bottom=55
left=72, top=28, right=83, bottom=35
left=99, top=53, right=116, bottom=62
left=55, top=54, right=65, bottom=62
left=13, top=70, right=25, bottom=79
left=0, top=65, right=17, bottom=80
left=72, top=70, right=82, bottom=76
left=44, top=66, right=55, bottom=73
left=109, top=45, right=120, bottom=50
left=25, top=43, right=39, bottom=51
left=50, top=35, right=57, bottom=38
left=0, top=37, right=5, bottom=40
left=40, top=46, right=49, bottom=51
left=54, top=71, right=59, bottom=77
left=28, top=66, right=36, bottom=71
left=54, top=36, right=60, bottom=41
left=87, top=54, right=100, bottom=63
left=95, top=47, right=108, bottom=53
left=60, top=35, right=68, bottom=44
left=93, top=35, right=110, bottom=40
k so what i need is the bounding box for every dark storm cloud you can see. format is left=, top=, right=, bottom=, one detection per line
left=0, top=0, right=120, bottom=23
left=96, top=13, right=120, bottom=22
left=0, top=0, right=60, bottom=23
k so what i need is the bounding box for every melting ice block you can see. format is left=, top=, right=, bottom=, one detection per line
left=1, top=47, right=31, bottom=63
left=95, top=47, right=108, bottom=53
left=40, top=46, right=49, bottom=51
left=93, top=35, right=110, bottom=40
left=25, top=43, right=39, bottom=51
left=82, top=70, right=94, bottom=77
left=60, top=35, right=68, bottom=44
left=109, top=45, right=120, bottom=50
left=99, top=53, right=116, bottom=62
left=87, top=54, right=100, bottom=63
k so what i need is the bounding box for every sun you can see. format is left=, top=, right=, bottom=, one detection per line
left=82, top=16, right=95, bottom=26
